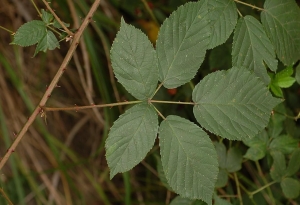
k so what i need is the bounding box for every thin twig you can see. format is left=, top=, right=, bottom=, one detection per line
left=0, top=25, right=14, bottom=34
left=234, top=172, right=243, bottom=205
left=249, top=181, right=277, bottom=196
left=30, top=0, right=41, bottom=16
left=91, top=21, right=122, bottom=111
left=0, top=187, right=14, bottom=205
left=150, top=100, right=195, bottom=105
left=234, top=0, right=264, bottom=11
left=73, top=51, right=105, bottom=124
left=41, top=0, right=74, bottom=36
left=153, top=105, right=165, bottom=120
left=43, top=101, right=142, bottom=112
left=237, top=9, right=243, bottom=18
left=41, top=99, right=194, bottom=112
left=66, top=0, right=105, bottom=124
left=0, top=0, right=102, bottom=171
left=150, top=83, right=163, bottom=99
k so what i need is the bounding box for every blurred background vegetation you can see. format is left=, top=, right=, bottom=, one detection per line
left=0, top=0, right=299, bottom=204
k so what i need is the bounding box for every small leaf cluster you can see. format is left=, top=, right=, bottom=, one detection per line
left=103, top=0, right=300, bottom=203
left=269, top=66, right=296, bottom=97
left=243, top=103, right=300, bottom=199
left=11, top=9, right=69, bottom=56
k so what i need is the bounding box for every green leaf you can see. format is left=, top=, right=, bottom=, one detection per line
left=232, top=16, right=277, bottom=85
left=170, top=196, right=207, bottom=205
left=156, top=1, right=210, bottom=88
left=105, top=103, right=158, bottom=179
left=11, top=20, right=47, bottom=47
left=285, top=148, right=300, bottom=177
left=226, top=147, right=242, bottom=173
left=207, top=0, right=237, bottom=49
left=269, top=83, right=283, bottom=97
left=243, top=130, right=268, bottom=161
left=277, top=77, right=296, bottom=88
left=111, top=18, right=158, bottom=100
left=215, top=168, right=228, bottom=188
left=53, top=19, right=70, bottom=29
left=261, top=0, right=300, bottom=65
left=280, top=177, right=300, bottom=199
left=214, top=142, right=227, bottom=169
left=296, top=64, right=300, bottom=85
left=270, top=151, right=286, bottom=182
left=33, top=30, right=59, bottom=56
left=193, top=67, right=281, bottom=140
left=159, top=116, right=218, bottom=204
left=276, top=66, right=294, bottom=78
left=269, top=135, right=298, bottom=154
left=41, top=9, right=54, bottom=24
left=272, top=66, right=296, bottom=88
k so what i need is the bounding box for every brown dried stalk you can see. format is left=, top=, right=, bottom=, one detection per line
left=0, top=0, right=102, bottom=170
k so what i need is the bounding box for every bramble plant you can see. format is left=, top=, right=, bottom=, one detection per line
left=1, top=0, right=300, bottom=204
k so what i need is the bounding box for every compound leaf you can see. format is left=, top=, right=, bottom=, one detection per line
left=193, top=67, right=281, bottom=140
left=111, top=18, right=158, bottom=100
left=232, top=16, right=277, bottom=85
left=105, top=103, right=158, bottom=179
left=159, top=116, right=218, bottom=204
left=156, top=1, right=210, bottom=88
left=261, top=0, right=300, bottom=65
left=207, top=0, right=237, bottom=49
left=34, top=30, right=59, bottom=56
left=11, top=20, right=47, bottom=47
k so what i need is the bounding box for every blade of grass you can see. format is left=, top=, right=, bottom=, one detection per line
left=0, top=104, right=25, bottom=205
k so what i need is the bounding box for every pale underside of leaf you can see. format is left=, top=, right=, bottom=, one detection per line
left=111, top=18, right=158, bottom=100
left=261, top=0, right=300, bottom=66
left=193, top=67, right=281, bottom=140
left=207, top=0, right=238, bottom=49
left=105, top=103, right=158, bottom=179
left=156, top=1, right=210, bottom=88
left=11, top=20, right=47, bottom=47
left=159, top=115, right=218, bottom=205
left=232, top=16, right=277, bottom=85
left=34, top=30, right=59, bottom=56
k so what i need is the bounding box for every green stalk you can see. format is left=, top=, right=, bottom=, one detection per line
left=123, top=172, right=131, bottom=205
left=0, top=105, right=25, bottom=205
